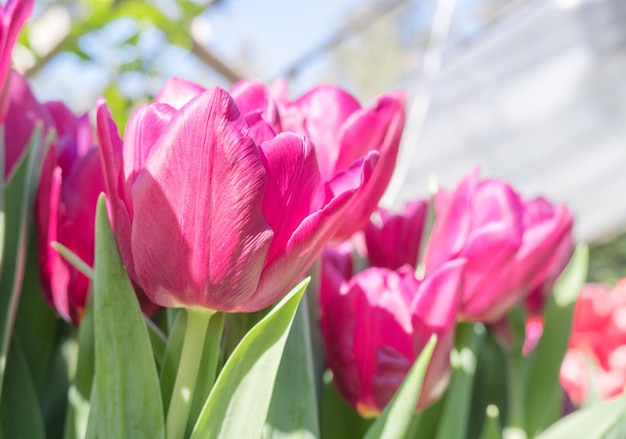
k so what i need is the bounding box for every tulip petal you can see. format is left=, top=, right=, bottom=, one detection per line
left=259, top=133, right=323, bottom=263
left=96, top=101, right=137, bottom=277
left=123, top=103, right=176, bottom=189
left=130, top=88, right=273, bottom=310
left=249, top=151, right=376, bottom=312
left=280, top=85, right=361, bottom=180
left=154, top=77, right=205, bottom=109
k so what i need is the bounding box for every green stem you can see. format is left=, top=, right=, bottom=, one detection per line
left=504, top=352, right=527, bottom=439
left=165, top=308, right=214, bottom=439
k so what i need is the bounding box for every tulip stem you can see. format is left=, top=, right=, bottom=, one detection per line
left=165, top=308, right=214, bottom=439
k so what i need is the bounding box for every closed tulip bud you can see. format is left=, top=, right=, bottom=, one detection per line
left=320, top=257, right=465, bottom=415
left=424, top=169, right=573, bottom=322
left=35, top=102, right=103, bottom=324
left=0, top=0, right=34, bottom=123
left=97, top=86, right=376, bottom=312
left=365, top=200, right=428, bottom=270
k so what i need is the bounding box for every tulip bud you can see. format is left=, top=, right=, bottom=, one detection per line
left=424, top=169, right=573, bottom=322
left=320, top=256, right=465, bottom=415
left=97, top=86, right=376, bottom=312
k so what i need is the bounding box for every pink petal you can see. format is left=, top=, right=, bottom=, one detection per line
left=153, top=77, right=205, bottom=109
left=130, top=88, right=273, bottom=311
left=249, top=151, right=376, bottom=312
left=123, top=103, right=176, bottom=192
left=258, top=133, right=323, bottom=264
left=279, top=85, right=361, bottom=180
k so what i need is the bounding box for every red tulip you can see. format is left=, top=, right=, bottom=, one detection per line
left=560, top=281, right=626, bottom=406
left=424, top=169, right=573, bottom=322
left=35, top=102, right=103, bottom=324
left=0, top=0, right=34, bottom=123
left=97, top=86, right=376, bottom=312
left=321, top=251, right=465, bottom=415
left=364, top=200, right=428, bottom=270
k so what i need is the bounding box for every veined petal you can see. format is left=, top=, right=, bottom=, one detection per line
left=123, top=103, right=176, bottom=189
left=130, top=88, right=273, bottom=311
left=247, top=151, right=376, bottom=312
left=259, top=133, right=323, bottom=263
left=96, top=100, right=135, bottom=271
left=280, top=85, right=361, bottom=181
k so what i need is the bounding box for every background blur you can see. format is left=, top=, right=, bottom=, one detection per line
left=15, top=0, right=626, bottom=282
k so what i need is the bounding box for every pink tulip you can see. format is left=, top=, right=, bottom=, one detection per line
left=0, top=0, right=34, bottom=123
left=97, top=86, right=376, bottom=312
left=35, top=102, right=103, bottom=324
left=320, top=252, right=465, bottom=415
left=4, top=71, right=53, bottom=180
left=424, top=169, right=573, bottom=322
left=560, top=281, right=626, bottom=406
left=257, top=80, right=406, bottom=241
left=156, top=77, right=405, bottom=242
left=364, top=200, right=428, bottom=270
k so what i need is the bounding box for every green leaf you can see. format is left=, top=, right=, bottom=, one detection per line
left=0, top=339, right=46, bottom=439
left=364, top=335, right=437, bottom=439
left=191, top=278, right=310, bottom=439
left=93, top=194, right=164, bottom=438
left=263, top=300, right=320, bottom=439
left=537, top=395, right=626, bottom=439
left=14, top=231, right=58, bottom=399
left=160, top=309, right=187, bottom=417
left=64, top=293, right=95, bottom=439
left=434, top=323, right=485, bottom=439
left=0, top=126, right=42, bottom=396
left=525, top=245, right=589, bottom=436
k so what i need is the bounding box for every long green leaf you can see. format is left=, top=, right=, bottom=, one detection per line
left=93, top=194, right=164, bottom=438
left=435, top=323, right=484, bottom=439
left=63, top=292, right=95, bottom=439
left=263, top=300, right=320, bottom=439
left=537, top=395, right=626, bottom=439
left=525, top=245, right=588, bottom=436
left=0, top=340, right=46, bottom=439
left=364, top=335, right=437, bottom=439
left=191, top=278, right=310, bottom=439
left=0, top=126, right=42, bottom=397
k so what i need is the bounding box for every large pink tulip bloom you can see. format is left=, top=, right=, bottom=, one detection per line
left=424, top=169, right=573, bottom=323
left=156, top=77, right=405, bottom=241
left=35, top=102, right=103, bottom=324
left=97, top=87, right=376, bottom=312
left=321, top=251, right=465, bottom=415
left=0, top=0, right=34, bottom=123
left=364, top=200, right=428, bottom=270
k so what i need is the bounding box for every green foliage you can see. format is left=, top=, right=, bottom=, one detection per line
left=92, top=195, right=164, bottom=438
left=588, top=232, right=626, bottom=285
left=191, top=278, right=309, bottom=439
